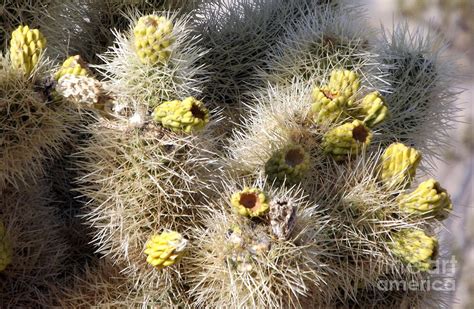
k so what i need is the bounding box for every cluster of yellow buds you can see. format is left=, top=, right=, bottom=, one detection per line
left=322, top=120, right=372, bottom=161
left=152, top=97, right=210, bottom=133
left=54, top=55, right=90, bottom=81
left=133, top=15, right=175, bottom=65
left=379, top=143, right=421, bottom=189
left=265, top=144, right=310, bottom=185
left=231, top=187, right=269, bottom=217
left=0, top=221, right=12, bottom=272
left=397, top=179, right=452, bottom=220
left=9, top=25, right=46, bottom=75
left=311, top=69, right=389, bottom=129
left=390, top=229, right=438, bottom=271
left=144, top=231, right=187, bottom=269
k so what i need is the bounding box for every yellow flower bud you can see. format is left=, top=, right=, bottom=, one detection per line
left=54, top=55, right=90, bottom=81
left=397, top=179, right=452, bottom=220
left=379, top=143, right=421, bottom=189
left=231, top=187, right=269, bottom=217
left=152, top=97, right=210, bottom=133
left=9, top=25, right=46, bottom=75
left=144, top=231, right=187, bottom=269
left=358, top=91, right=390, bottom=127
left=322, top=120, right=372, bottom=161
left=326, top=69, right=361, bottom=105
left=133, top=15, right=174, bottom=65
left=265, top=144, right=310, bottom=185
left=311, top=86, right=348, bottom=124
left=390, top=229, right=438, bottom=271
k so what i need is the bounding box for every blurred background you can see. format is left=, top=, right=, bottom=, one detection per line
left=365, top=0, right=473, bottom=307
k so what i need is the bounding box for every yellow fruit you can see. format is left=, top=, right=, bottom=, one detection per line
left=322, top=120, right=372, bottom=161
left=54, top=55, right=90, bottom=80
left=326, top=69, right=360, bottom=105
left=133, top=15, right=174, bottom=65
left=0, top=221, right=12, bottom=272
left=379, top=143, right=421, bottom=189
left=358, top=91, right=390, bottom=127
left=152, top=97, right=210, bottom=133
left=9, top=25, right=46, bottom=75
left=231, top=187, right=269, bottom=217
left=311, top=86, right=348, bottom=124
left=265, top=144, right=310, bottom=185
left=397, top=179, right=452, bottom=220
left=144, top=231, right=187, bottom=269
left=390, top=229, right=438, bottom=271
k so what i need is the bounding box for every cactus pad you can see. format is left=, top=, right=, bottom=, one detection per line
left=54, top=55, right=90, bottom=81
left=379, top=143, right=421, bottom=189
left=152, top=97, right=210, bottom=133
left=133, top=15, right=174, bottom=65
left=390, top=229, right=438, bottom=271
left=265, top=144, right=310, bottom=185
left=231, top=187, right=269, bottom=217
left=397, top=179, right=452, bottom=220
left=144, top=231, right=187, bottom=269
left=9, top=25, right=46, bottom=75
left=358, top=91, right=389, bottom=127
left=322, top=120, right=372, bottom=160
left=0, top=221, right=12, bottom=272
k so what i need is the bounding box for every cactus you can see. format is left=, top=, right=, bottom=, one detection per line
left=0, top=54, right=77, bottom=189
left=397, top=178, right=452, bottom=220
left=0, top=184, right=69, bottom=307
left=0, top=1, right=461, bottom=308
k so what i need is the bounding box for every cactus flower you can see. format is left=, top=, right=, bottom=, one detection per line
left=322, top=120, right=372, bottom=161
left=9, top=25, right=46, bottom=75
left=390, top=229, right=438, bottom=271
left=311, top=86, right=348, bottom=124
left=54, top=55, right=90, bottom=81
left=152, top=97, right=210, bottom=133
left=326, top=69, right=361, bottom=105
left=144, top=231, right=187, bottom=269
left=379, top=143, right=421, bottom=189
left=397, top=179, right=452, bottom=220
left=358, top=91, right=389, bottom=127
left=265, top=144, right=310, bottom=185
left=231, top=187, right=269, bottom=217
left=133, top=15, right=174, bottom=65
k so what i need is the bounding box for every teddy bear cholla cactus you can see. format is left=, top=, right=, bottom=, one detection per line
left=375, top=23, right=458, bottom=165
left=96, top=12, right=207, bottom=112
left=226, top=57, right=453, bottom=307
left=184, top=176, right=336, bottom=308
left=0, top=183, right=69, bottom=308
left=0, top=48, right=77, bottom=189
